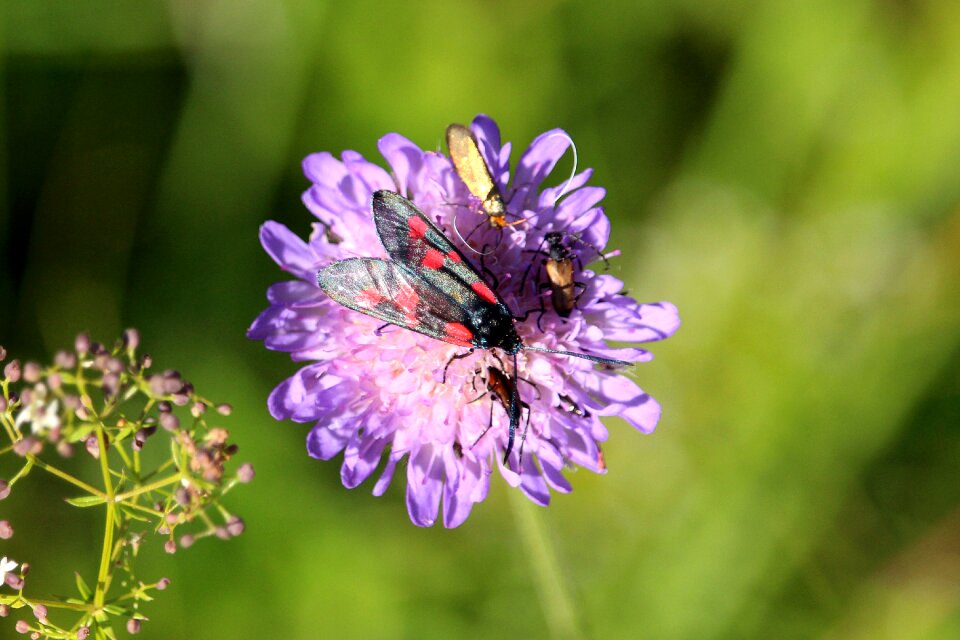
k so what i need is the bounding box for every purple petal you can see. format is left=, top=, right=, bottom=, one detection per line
left=514, top=128, right=572, bottom=194
left=539, top=169, right=594, bottom=208
left=554, top=187, right=606, bottom=225
left=442, top=452, right=482, bottom=528
left=267, top=281, right=323, bottom=307
left=302, top=152, right=348, bottom=188
left=342, top=151, right=395, bottom=194
left=540, top=458, right=573, bottom=493
left=247, top=305, right=328, bottom=352
left=470, top=114, right=509, bottom=188
left=597, top=301, right=681, bottom=343
left=267, top=365, right=327, bottom=421
left=561, top=426, right=603, bottom=471
left=306, top=424, right=350, bottom=460
left=378, top=133, right=423, bottom=197
left=373, top=453, right=401, bottom=496
left=341, top=435, right=388, bottom=489
left=406, top=445, right=444, bottom=527
left=589, top=376, right=662, bottom=433
left=518, top=455, right=551, bottom=506
left=259, top=221, right=317, bottom=281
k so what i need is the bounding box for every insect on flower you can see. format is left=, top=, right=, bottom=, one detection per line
left=472, top=365, right=527, bottom=462
left=446, top=123, right=517, bottom=230
left=520, top=230, right=611, bottom=325
left=316, top=190, right=631, bottom=464
left=251, top=115, right=681, bottom=528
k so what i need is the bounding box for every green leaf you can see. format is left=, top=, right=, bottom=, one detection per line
left=65, top=495, right=107, bottom=507
left=68, top=424, right=94, bottom=443
left=118, top=505, right=151, bottom=522
left=75, top=572, right=93, bottom=600
left=102, top=604, right=129, bottom=616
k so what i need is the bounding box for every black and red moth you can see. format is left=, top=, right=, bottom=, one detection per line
left=317, top=190, right=629, bottom=464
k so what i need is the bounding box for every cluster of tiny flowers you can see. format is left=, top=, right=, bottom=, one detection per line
left=250, top=115, right=679, bottom=527
left=0, top=332, right=253, bottom=638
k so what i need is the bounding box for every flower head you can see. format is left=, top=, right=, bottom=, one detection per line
left=249, top=115, right=679, bottom=527
left=0, top=557, right=17, bottom=585
left=14, top=384, right=60, bottom=436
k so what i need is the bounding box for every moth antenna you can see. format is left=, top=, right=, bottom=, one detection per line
left=524, top=345, right=631, bottom=368
left=452, top=209, right=495, bottom=256
left=514, top=351, right=530, bottom=469
left=546, top=131, right=579, bottom=206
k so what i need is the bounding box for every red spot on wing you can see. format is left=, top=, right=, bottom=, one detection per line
left=356, top=288, right=385, bottom=308
left=422, top=248, right=445, bottom=270
left=446, top=250, right=461, bottom=263
left=395, top=286, right=419, bottom=314
left=444, top=322, right=474, bottom=346
left=408, top=216, right=428, bottom=239
left=471, top=281, right=498, bottom=304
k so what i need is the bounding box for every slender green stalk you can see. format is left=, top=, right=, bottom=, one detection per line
left=0, top=597, right=93, bottom=612
left=93, top=424, right=115, bottom=609
left=112, top=472, right=181, bottom=502
left=28, top=455, right=106, bottom=498
left=508, top=491, right=585, bottom=640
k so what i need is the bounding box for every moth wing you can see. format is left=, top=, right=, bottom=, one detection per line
left=446, top=123, right=497, bottom=202
left=317, top=258, right=477, bottom=347
left=371, top=191, right=502, bottom=309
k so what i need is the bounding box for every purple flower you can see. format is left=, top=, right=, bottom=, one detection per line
left=249, top=115, right=679, bottom=527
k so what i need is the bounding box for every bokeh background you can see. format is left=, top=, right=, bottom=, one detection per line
left=3, top=1, right=960, bottom=638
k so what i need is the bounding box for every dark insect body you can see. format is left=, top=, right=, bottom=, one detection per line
left=541, top=232, right=579, bottom=317
left=471, top=366, right=528, bottom=464
left=316, top=190, right=630, bottom=466
left=445, top=123, right=519, bottom=229
left=521, top=230, right=610, bottom=324
left=558, top=393, right=590, bottom=419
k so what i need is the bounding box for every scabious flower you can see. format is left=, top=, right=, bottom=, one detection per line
left=249, top=115, right=680, bottom=527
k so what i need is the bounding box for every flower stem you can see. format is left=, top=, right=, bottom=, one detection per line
left=508, top=491, right=584, bottom=640
left=112, top=472, right=181, bottom=503
left=93, top=424, right=116, bottom=609
left=27, top=455, right=106, bottom=498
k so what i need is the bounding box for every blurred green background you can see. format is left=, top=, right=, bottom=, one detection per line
left=2, top=0, right=960, bottom=638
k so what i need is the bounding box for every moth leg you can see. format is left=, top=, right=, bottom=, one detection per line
left=515, top=283, right=550, bottom=323
left=374, top=323, right=393, bottom=336
left=571, top=280, right=588, bottom=310
left=517, top=375, right=541, bottom=400
left=476, top=245, right=501, bottom=291
left=470, top=394, right=498, bottom=449
left=441, top=349, right=475, bottom=383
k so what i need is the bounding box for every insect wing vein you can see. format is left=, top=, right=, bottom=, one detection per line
left=371, top=191, right=501, bottom=308
left=317, top=258, right=476, bottom=346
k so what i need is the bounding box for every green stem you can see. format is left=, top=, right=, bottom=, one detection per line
left=113, top=439, right=135, bottom=477
left=112, top=472, right=181, bottom=503
left=93, top=424, right=115, bottom=609
left=28, top=455, right=106, bottom=498
left=508, top=490, right=584, bottom=640
left=0, top=595, right=93, bottom=612
left=116, top=500, right=164, bottom=518
left=7, top=458, right=34, bottom=485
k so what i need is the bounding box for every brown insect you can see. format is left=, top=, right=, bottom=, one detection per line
left=446, top=123, right=520, bottom=229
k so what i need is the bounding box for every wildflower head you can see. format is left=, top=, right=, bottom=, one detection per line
left=249, top=115, right=679, bottom=527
